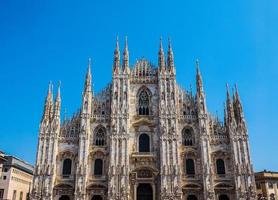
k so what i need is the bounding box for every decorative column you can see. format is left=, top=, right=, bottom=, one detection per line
left=196, top=61, right=215, bottom=200
left=158, top=39, right=182, bottom=200
left=75, top=59, right=93, bottom=200
left=108, top=37, right=130, bottom=200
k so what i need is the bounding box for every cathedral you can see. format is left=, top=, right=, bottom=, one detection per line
left=31, top=38, right=257, bottom=200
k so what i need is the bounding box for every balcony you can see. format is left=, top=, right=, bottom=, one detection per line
left=57, top=174, right=74, bottom=182
left=89, top=175, right=107, bottom=182
left=130, top=152, right=156, bottom=169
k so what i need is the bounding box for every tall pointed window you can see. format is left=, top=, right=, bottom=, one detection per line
left=94, top=127, right=106, bottom=146
left=216, top=159, right=226, bottom=175
left=94, top=159, right=103, bottom=176
left=62, top=159, right=72, bottom=176
left=138, top=89, right=150, bottom=116
left=182, top=128, right=194, bottom=146
left=139, top=134, right=150, bottom=152
left=186, top=159, right=195, bottom=175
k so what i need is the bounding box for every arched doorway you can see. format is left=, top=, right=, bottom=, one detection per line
left=219, top=194, right=229, bottom=200
left=59, top=195, right=70, bottom=200
left=91, top=195, right=102, bottom=200
left=137, top=183, right=153, bottom=200
left=187, top=195, right=198, bottom=200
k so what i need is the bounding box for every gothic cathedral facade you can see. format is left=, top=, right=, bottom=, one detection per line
left=31, top=38, right=257, bottom=200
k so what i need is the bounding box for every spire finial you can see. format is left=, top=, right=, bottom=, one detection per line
left=87, top=57, right=92, bottom=76
left=113, top=36, right=121, bottom=73
left=56, top=80, right=61, bottom=100
left=226, top=83, right=232, bottom=107
left=84, top=58, right=92, bottom=93
left=235, top=83, right=240, bottom=100
left=226, top=83, right=230, bottom=99
left=47, top=81, right=53, bottom=101
left=42, top=81, right=54, bottom=122
left=116, top=35, right=119, bottom=51
left=196, top=59, right=200, bottom=74
left=167, top=37, right=174, bottom=71
left=224, top=101, right=227, bottom=125
left=158, top=37, right=165, bottom=71
left=48, top=81, right=51, bottom=94
left=123, top=36, right=129, bottom=72
left=168, top=36, right=172, bottom=50
left=196, top=60, right=203, bottom=96
left=225, top=83, right=236, bottom=122
left=88, top=57, right=91, bottom=67
left=160, top=36, right=163, bottom=50
left=233, top=83, right=244, bottom=123
left=54, top=81, right=61, bottom=117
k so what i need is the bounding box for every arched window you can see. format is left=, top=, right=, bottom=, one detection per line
left=186, top=159, right=195, bottom=175
left=138, top=89, right=150, bottom=115
left=139, top=134, right=150, bottom=152
left=216, top=159, right=226, bottom=175
left=94, top=159, right=103, bottom=176
left=182, top=128, right=194, bottom=146
left=187, top=195, right=198, bottom=200
left=62, top=159, right=72, bottom=175
left=94, top=127, right=106, bottom=146
left=219, top=194, right=229, bottom=200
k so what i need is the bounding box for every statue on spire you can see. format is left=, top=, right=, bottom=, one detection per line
left=167, top=37, right=175, bottom=73
left=42, top=81, right=53, bottom=122
left=54, top=81, right=61, bottom=118
left=233, top=84, right=245, bottom=124
left=113, top=36, right=121, bottom=74
left=226, top=83, right=236, bottom=124
left=196, top=59, right=204, bottom=97
left=123, top=36, right=129, bottom=73
left=84, top=58, right=92, bottom=93
left=158, top=37, right=165, bottom=72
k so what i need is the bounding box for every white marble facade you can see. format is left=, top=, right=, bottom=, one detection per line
left=31, top=38, right=256, bottom=200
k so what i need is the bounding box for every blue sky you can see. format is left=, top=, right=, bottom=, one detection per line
left=0, top=0, right=277, bottom=171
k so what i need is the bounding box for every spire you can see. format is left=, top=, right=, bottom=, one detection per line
left=226, top=83, right=235, bottom=123
left=196, top=59, right=203, bottom=96
left=235, top=84, right=240, bottom=102
left=54, top=81, right=61, bottom=118
left=82, top=58, right=93, bottom=115
left=167, top=37, right=175, bottom=72
left=158, top=37, right=165, bottom=72
left=226, top=83, right=231, bottom=105
left=224, top=102, right=228, bottom=126
left=233, top=84, right=244, bottom=123
left=84, top=58, right=92, bottom=93
left=46, top=81, right=53, bottom=103
left=113, top=36, right=121, bottom=74
left=123, top=36, right=129, bottom=73
left=55, top=81, right=61, bottom=103
left=42, top=82, right=53, bottom=122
